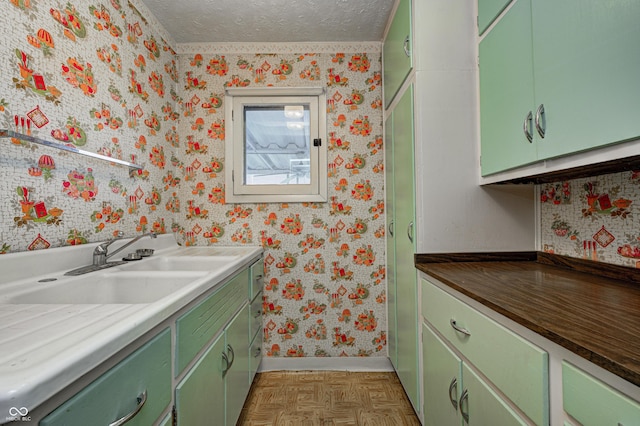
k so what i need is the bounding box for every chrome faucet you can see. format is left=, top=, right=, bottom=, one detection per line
left=65, top=231, right=157, bottom=275
left=93, top=231, right=157, bottom=265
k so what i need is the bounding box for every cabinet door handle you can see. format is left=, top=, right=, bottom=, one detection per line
left=108, top=390, right=147, bottom=426
left=403, top=35, right=411, bottom=57
left=255, top=274, right=263, bottom=282
left=222, top=351, right=230, bottom=375
left=407, top=221, right=414, bottom=243
left=450, top=319, right=471, bottom=337
left=459, top=389, right=470, bottom=423
left=253, top=347, right=262, bottom=358
left=253, top=309, right=262, bottom=319
left=227, top=344, right=235, bottom=369
left=535, top=103, right=546, bottom=138
left=448, top=377, right=458, bottom=410
left=388, top=220, right=394, bottom=237
left=523, top=111, right=533, bottom=143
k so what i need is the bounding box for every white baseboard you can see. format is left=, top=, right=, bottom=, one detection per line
left=257, top=356, right=395, bottom=372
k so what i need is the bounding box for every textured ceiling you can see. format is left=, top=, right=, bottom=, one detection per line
left=140, top=0, right=395, bottom=44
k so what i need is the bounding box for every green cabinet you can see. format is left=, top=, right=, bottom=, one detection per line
left=175, top=260, right=259, bottom=426
left=384, top=112, right=397, bottom=370
left=562, top=362, right=640, bottom=426
left=40, top=329, right=172, bottom=426
left=477, top=0, right=512, bottom=35
left=383, top=0, right=412, bottom=108
left=225, top=304, right=251, bottom=426
left=422, top=324, right=527, bottom=426
left=421, top=278, right=548, bottom=425
left=480, top=0, right=640, bottom=176
left=479, top=0, right=537, bottom=175
left=422, top=324, right=461, bottom=426
left=175, top=333, right=226, bottom=426
left=386, top=85, right=419, bottom=411
left=531, top=0, right=640, bottom=161
left=175, top=302, right=251, bottom=426
left=175, top=268, right=248, bottom=375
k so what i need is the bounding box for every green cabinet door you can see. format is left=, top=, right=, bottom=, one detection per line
left=175, top=333, right=226, bottom=426
left=422, top=324, right=462, bottom=426
left=462, top=363, right=528, bottom=426
left=392, top=85, right=419, bottom=411
left=40, top=329, right=172, bottom=426
left=479, top=0, right=537, bottom=176
left=225, top=303, right=251, bottom=426
left=385, top=112, right=397, bottom=370
left=478, top=0, right=513, bottom=35
left=383, top=0, right=412, bottom=108
left=532, top=0, right=640, bottom=160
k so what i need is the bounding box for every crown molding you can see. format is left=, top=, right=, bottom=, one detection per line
left=176, top=41, right=382, bottom=55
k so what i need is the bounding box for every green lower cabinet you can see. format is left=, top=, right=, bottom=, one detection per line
left=461, top=363, right=528, bottom=426
left=422, top=323, right=527, bottom=426
left=562, top=361, right=640, bottom=425
left=225, top=304, right=251, bottom=426
left=175, top=332, right=226, bottom=426
left=422, top=324, right=461, bottom=426
left=175, top=303, right=251, bottom=426
left=40, top=329, right=172, bottom=426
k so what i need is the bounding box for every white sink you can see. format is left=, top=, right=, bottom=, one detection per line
left=119, top=256, right=237, bottom=272
left=2, top=272, right=207, bottom=304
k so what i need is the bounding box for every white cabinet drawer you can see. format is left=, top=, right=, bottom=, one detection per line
left=422, top=278, right=548, bottom=425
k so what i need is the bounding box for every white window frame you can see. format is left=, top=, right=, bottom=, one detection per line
left=225, top=87, right=327, bottom=203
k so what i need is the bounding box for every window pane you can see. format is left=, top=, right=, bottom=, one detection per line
left=243, top=104, right=311, bottom=185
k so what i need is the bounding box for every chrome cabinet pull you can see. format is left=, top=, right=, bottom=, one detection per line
left=523, top=111, right=533, bottom=143
left=388, top=220, right=394, bottom=237
left=403, top=35, right=411, bottom=57
left=227, top=344, right=235, bottom=369
left=407, top=221, right=414, bottom=243
left=450, top=319, right=471, bottom=337
left=535, top=103, right=546, bottom=138
left=108, top=390, right=147, bottom=426
left=460, top=389, right=470, bottom=423
left=222, top=351, right=230, bottom=375
left=448, top=377, right=458, bottom=410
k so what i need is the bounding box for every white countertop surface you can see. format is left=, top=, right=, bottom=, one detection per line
left=0, top=235, right=262, bottom=417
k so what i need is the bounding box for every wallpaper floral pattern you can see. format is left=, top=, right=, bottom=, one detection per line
left=172, top=50, right=386, bottom=358
left=541, top=170, right=640, bottom=268
left=1, top=1, right=386, bottom=357
left=0, top=0, right=176, bottom=252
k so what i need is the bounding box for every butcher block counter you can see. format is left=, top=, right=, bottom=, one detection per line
left=415, top=251, right=640, bottom=389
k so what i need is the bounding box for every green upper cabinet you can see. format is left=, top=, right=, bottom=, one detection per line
left=479, top=0, right=640, bottom=176
left=477, top=0, right=512, bottom=35
left=531, top=0, right=640, bottom=160
left=479, top=0, right=537, bottom=175
left=383, top=0, right=412, bottom=108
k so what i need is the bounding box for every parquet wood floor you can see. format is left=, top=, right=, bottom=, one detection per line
left=237, top=371, right=421, bottom=425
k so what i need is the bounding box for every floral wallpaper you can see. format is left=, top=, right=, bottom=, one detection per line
left=172, top=47, right=386, bottom=358
left=0, top=0, right=176, bottom=252
left=541, top=170, right=640, bottom=268
left=1, top=1, right=387, bottom=358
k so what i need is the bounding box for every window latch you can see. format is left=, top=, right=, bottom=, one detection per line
left=313, top=138, right=322, bottom=147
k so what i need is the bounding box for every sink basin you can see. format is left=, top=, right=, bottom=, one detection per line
left=119, top=256, right=237, bottom=272
left=3, top=272, right=207, bottom=304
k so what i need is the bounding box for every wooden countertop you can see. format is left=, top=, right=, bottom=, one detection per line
left=415, top=252, right=640, bottom=388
